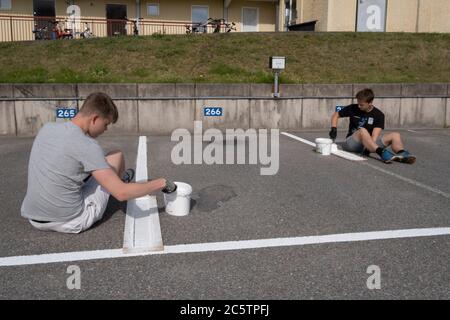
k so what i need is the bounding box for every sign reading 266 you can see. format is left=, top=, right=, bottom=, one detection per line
left=204, top=107, right=223, bottom=117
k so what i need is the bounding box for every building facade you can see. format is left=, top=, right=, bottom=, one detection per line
left=287, top=0, right=450, bottom=33
left=0, top=0, right=449, bottom=42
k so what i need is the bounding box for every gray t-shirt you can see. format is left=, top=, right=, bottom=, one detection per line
left=21, top=122, right=110, bottom=222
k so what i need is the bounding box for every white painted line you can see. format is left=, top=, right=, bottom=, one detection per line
left=362, top=162, right=450, bottom=199
left=331, top=149, right=366, bottom=161
left=407, top=129, right=419, bottom=133
left=164, top=227, right=450, bottom=254
left=281, top=132, right=450, bottom=199
left=123, top=136, right=164, bottom=253
left=281, top=132, right=366, bottom=161
left=1, top=228, right=449, bottom=267
left=281, top=132, right=316, bottom=147
left=136, top=135, right=148, bottom=183
left=0, top=249, right=127, bottom=267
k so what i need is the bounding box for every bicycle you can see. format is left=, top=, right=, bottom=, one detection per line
left=185, top=20, right=209, bottom=34
left=185, top=18, right=236, bottom=34
left=207, top=18, right=236, bottom=33
left=128, top=18, right=140, bottom=36
left=223, top=21, right=237, bottom=33
left=32, top=25, right=48, bottom=40
left=54, top=21, right=74, bottom=39
left=79, top=22, right=95, bottom=39
left=208, top=18, right=222, bottom=33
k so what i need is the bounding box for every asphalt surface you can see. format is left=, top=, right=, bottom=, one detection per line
left=0, top=129, right=449, bottom=300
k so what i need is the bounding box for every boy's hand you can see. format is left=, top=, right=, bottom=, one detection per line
left=329, top=127, right=337, bottom=140
left=162, top=180, right=177, bottom=194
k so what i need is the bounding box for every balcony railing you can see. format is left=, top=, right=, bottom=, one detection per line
left=0, top=15, right=237, bottom=42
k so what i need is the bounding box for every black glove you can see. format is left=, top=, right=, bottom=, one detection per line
left=162, top=180, right=177, bottom=194
left=329, top=127, right=337, bottom=140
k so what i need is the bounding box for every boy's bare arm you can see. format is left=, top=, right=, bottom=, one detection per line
left=331, top=112, right=340, bottom=128
left=92, top=168, right=166, bottom=201
left=371, top=127, right=383, bottom=143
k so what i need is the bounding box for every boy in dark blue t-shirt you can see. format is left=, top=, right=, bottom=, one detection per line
left=329, top=88, right=416, bottom=164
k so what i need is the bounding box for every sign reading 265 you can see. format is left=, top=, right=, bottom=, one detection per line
left=56, top=108, right=77, bottom=119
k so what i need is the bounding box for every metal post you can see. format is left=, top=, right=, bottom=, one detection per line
left=136, top=0, right=140, bottom=33
left=416, top=0, right=421, bottom=33
left=10, top=16, right=13, bottom=42
left=273, top=71, right=280, bottom=98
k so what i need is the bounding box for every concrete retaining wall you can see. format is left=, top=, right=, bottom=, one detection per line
left=139, top=99, right=195, bottom=135
left=447, top=98, right=450, bottom=129
left=77, top=84, right=138, bottom=134
left=13, top=84, right=78, bottom=136
left=0, top=101, right=16, bottom=135
left=250, top=99, right=302, bottom=130
left=0, top=83, right=449, bottom=136
left=400, top=98, right=447, bottom=128
left=197, top=99, right=250, bottom=130
left=0, top=84, right=13, bottom=98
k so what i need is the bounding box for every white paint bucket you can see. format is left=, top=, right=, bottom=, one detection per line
left=315, top=138, right=333, bottom=156
left=331, top=143, right=338, bottom=152
left=164, top=182, right=192, bottom=216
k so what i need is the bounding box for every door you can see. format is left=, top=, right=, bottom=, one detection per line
left=106, top=4, right=127, bottom=36
left=242, top=7, right=258, bottom=32
left=33, top=0, right=55, bottom=39
left=191, top=6, right=209, bottom=33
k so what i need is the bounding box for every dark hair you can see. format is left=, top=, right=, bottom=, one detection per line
left=356, top=88, right=375, bottom=103
left=79, top=92, right=118, bottom=123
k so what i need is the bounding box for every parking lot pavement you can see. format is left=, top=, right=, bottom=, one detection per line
left=0, top=236, right=448, bottom=299
left=0, top=129, right=449, bottom=299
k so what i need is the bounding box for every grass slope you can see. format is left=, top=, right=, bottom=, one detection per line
left=0, top=32, right=449, bottom=83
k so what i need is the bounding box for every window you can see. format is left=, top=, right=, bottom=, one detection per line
left=191, top=5, right=209, bottom=32
left=147, top=3, right=159, bottom=16
left=192, top=5, right=208, bottom=23
left=0, top=0, right=12, bottom=10
left=242, top=7, right=258, bottom=32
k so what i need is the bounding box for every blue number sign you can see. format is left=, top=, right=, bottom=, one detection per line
left=204, top=107, right=223, bottom=117
left=56, top=108, right=77, bottom=119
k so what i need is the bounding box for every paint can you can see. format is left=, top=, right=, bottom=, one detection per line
left=315, top=138, right=333, bottom=156
left=331, top=143, right=338, bottom=152
left=164, top=182, right=192, bottom=216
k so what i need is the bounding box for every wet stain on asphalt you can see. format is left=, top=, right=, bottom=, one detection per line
left=192, top=185, right=237, bottom=212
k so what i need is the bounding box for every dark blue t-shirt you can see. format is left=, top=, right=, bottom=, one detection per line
left=338, top=104, right=385, bottom=138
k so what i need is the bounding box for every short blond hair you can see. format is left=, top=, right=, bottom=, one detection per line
left=80, top=92, right=118, bottom=123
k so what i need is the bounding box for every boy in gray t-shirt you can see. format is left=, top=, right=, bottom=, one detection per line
left=21, top=92, right=176, bottom=233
